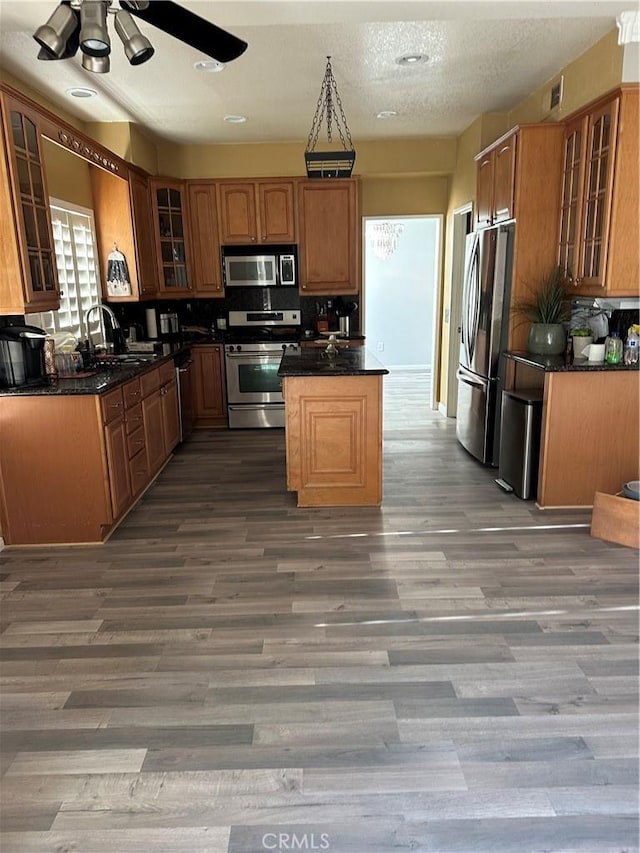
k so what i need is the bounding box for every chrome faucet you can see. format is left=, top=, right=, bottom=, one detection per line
left=84, top=303, right=122, bottom=353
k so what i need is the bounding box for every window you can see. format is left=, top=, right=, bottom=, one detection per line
left=29, top=199, right=106, bottom=347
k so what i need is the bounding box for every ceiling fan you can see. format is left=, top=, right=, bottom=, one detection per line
left=33, top=0, right=248, bottom=73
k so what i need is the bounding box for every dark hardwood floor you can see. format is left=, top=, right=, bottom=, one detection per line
left=1, top=368, right=638, bottom=852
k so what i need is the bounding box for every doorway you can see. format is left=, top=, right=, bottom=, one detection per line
left=445, top=204, right=474, bottom=418
left=363, top=216, right=441, bottom=406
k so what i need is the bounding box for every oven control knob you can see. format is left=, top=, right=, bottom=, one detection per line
left=236, top=345, right=242, bottom=352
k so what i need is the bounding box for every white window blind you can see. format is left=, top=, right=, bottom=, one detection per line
left=30, top=199, right=105, bottom=346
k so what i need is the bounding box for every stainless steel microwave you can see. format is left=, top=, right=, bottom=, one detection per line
left=223, top=252, right=296, bottom=287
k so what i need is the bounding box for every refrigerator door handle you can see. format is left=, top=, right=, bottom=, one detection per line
left=461, top=231, right=480, bottom=367
left=457, top=367, right=486, bottom=390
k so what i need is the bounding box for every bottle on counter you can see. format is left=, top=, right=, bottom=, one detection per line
left=604, top=331, right=623, bottom=364
left=623, top=326, right=639, bottom=365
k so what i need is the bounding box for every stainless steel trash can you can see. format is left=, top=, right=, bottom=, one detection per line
left=496, top=389, right=543, bottom=500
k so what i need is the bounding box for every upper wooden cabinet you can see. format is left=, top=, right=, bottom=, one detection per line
left=150, top=178, right=192, bottom=295
left=91, top=166, right=157, bottom=302
left=297, top=178, right=358, bottom=295
left=0, top=92, right=59, bottom=314
left=128, top=170, right=158, bottom=298
left=475, top=130, right=517, bottom=228
left=217, top=180, right=296, bottom=244
left=187, top=182, right=223, bottom=297
left=559, top=87, right=639, bottom=297
left=476, top=124, right=566, bottom=352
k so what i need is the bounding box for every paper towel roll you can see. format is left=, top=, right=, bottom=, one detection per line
left=145, top=308, right=158, bottom=340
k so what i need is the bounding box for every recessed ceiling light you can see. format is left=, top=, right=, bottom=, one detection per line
left=194, top=60, right=224, bottom=73
left=396, top=54, right=429, bottom=66
left=224, top=114, right=247, bottom=124
left=377, top=110, right=398, bottom=119
left=66, top=87, right=98, bottom=98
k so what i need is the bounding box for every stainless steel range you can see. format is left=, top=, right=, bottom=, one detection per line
left=225, top=310, right=300, bottom=428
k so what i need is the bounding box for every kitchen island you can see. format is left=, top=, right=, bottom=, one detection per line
left=504, top=351, right=639, bottom=509
left=278, top=346, right=388, bottom=507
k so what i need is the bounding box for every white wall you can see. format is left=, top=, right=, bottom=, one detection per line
left=364, top=217, right=440, bottom=368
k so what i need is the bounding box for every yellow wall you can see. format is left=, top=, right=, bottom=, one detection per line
left=360, top=176, right=449, bottom=217
left=437, top=26, right=624, bottom=408
left=42, top=139, right=94, bottom=209
left=509, top=29, right=623, bottom=128
left=156, top=137, right=457, bottom=180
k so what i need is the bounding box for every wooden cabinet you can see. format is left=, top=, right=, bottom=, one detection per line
left=192, top=344, right=227, bottom=426
left=141, top=360, right=180, bottom=474
left=0, top=92, right=59, bottom=314
left=187, top=182, right=223, bottom=296
left=91, top=166, right=158, bottom=302
left=475, top=124, right=565, bottom=352
left=217, top=180, right=296, bottom=244
left=103, top=401, right=132, bottom=520
left=475, top=130, right=517, bottom=228
left=283, top=373, right=384, bottom=506
left=559, top=87, right=639, bottom=297
left=150, top=178, right=192, bottom=295
left=128, top=169, right=158, bottom=298
left=297, top=179, right=358, bottom=295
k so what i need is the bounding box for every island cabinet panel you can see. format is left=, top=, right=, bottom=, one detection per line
left=297, top=179, right=358, bottom=295
left=192, top=344, right=227, bottom=427
left=537, top=370, right=640, bottom=509
left=0, top=395, right=112, bottom=545
left=283, top=374, right=382, bottom=506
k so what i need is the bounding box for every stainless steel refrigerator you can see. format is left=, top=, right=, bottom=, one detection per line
left=456, top=222, right=514, bottom=466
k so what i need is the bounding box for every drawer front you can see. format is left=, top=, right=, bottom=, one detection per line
left=140, top=366, right=161, bottom=397
left=101, top=387, right=124, bottom=424
left=125, top=402, right=144, bottom=435
left=158, top=360, right=175, bottom=386
left=127, top=424, right=146, bottom=460
left=123, top=378, right=142, bottom=408
left=129, top=448, right=148, bottom=495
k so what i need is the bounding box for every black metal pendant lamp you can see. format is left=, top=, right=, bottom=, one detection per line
left=304, top=56, right=356, bottom=179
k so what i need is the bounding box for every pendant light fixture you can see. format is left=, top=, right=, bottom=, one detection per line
left=304, top=56, right=356, bottom=179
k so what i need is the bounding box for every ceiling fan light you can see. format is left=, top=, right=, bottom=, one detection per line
left=114, top=9, right=154, bottom=65
left=82, top=52, right=110, bottom=73
left=80, top=1, right=111, bottom=57
left=33, top=3, right=78, bottom=59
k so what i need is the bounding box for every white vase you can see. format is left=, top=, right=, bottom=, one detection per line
left=572, top=335, right=593, bottom=359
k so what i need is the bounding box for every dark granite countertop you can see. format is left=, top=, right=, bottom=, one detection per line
left=278, top=346, right=388, bottom=377
left=504, top=350, right=639, bottom=372
left=0, top=343, right=190, bottom=397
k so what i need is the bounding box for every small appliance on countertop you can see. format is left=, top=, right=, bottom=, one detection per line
left=0, top=324, right=48, bottom=389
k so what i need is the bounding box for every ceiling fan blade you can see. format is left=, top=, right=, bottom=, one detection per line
left=119, top=1, right=248, bottom=64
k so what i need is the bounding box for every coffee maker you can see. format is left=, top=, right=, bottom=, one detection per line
left=0, top=325, right=48, bottom=389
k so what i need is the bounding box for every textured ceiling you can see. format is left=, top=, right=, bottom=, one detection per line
left=0, top=1, right=632, bottom=144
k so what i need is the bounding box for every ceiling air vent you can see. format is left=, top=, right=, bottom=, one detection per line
left=550, top=77, right=564, bottom=111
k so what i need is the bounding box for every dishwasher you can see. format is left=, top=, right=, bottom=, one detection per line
left=174, top=349, right=194, bottom=442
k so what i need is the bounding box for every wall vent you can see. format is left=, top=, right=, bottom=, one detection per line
left=550, top=77, right=564, bottom=111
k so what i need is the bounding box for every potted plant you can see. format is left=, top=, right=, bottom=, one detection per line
left=514, top=265, right=571, bottom=355
left=570, top=326, right=593, bottom=359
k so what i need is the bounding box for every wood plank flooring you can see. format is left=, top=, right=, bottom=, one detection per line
left=1, top=367, right=638, bottom=852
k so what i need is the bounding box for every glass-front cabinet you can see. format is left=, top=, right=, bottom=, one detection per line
left=150, top=178, right=192, bottom=295
left=0, top=94, right=59, bottom=313
left=559, top=94, right=620, bottom=293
